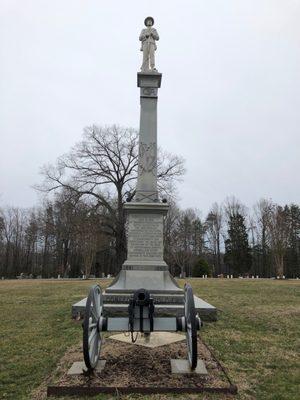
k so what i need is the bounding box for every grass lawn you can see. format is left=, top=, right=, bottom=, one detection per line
left=0, top=278, right=299, bottom=400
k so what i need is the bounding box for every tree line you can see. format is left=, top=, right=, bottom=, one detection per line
left=0, top=126, right=299, bottom=279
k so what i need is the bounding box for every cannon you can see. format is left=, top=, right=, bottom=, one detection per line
left=82, top=283, right=201, bottom=371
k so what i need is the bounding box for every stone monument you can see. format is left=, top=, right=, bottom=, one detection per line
left=72, top=18, right=216, bottom=321
left=105, top=17, right=181, bottom=296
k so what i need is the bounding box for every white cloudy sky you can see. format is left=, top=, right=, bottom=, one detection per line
left=0, top=0, right=299, bottom=215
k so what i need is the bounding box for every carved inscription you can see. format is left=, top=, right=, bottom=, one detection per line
left=127, top=214, right=163, bottom=260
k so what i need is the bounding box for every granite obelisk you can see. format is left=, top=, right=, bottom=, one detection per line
left=106, top=18, right=181, bottom=294
left=72, top=18, right=217, bottom=321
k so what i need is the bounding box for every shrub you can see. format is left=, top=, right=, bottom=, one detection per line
left=192, top=258, right=212, bottom=277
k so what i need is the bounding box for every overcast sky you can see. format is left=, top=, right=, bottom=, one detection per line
left=1, top=0, right=299, bottom=215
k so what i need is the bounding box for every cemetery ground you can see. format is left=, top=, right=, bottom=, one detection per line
left=0, top=279, right=299, bottom=400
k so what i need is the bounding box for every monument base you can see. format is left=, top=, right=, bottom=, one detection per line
left=72, top=292, right=217, bottom=320
left=105, top=201, right=182, bottom=295
left=105, top=269, right=182, bottom=294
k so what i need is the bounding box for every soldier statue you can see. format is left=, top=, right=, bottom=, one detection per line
left=139, top=16, right=159, bottom=72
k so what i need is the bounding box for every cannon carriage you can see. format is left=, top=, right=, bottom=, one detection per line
left=82, top=282, right=201, bottom=371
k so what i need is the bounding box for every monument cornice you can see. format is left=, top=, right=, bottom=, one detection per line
left=124, top=202, right=169, bottom=215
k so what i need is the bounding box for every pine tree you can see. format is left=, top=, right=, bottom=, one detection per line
left=224, top=213, right=252, bottom=275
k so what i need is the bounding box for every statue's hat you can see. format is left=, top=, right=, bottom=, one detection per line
left=144, top=16, right=154, bottom=26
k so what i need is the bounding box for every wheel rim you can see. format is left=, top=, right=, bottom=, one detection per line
left=83, top=285, right=103, bottom=370
left=184, top=283, right=198, bottom=370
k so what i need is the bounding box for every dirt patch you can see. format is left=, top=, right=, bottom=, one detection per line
left=33, top=335, right=236, bottom=398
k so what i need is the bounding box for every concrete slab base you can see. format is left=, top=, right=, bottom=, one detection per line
left=67, top=360, right=106, bottom=376
left=72, top=294, right=217, bottom=321
left=109, top=332, right=185, bottom=348
left=170, top=359, right=208, bottom=375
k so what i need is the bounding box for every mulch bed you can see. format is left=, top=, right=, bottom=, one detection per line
left=44, top=335, right=237, bottom=397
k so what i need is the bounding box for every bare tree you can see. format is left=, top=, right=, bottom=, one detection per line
left=74, top=207, right=102, bottom=278
left=0, top=207, right=15, bottom=276
left=206, top=202, right=223, bottom=275
left=166, top=208, right=204, bottom=277
left=254, top=199, right=292, bottom=277
left=253, top=199, right=273, bottom=276
left=268, top=205, right=290, bottom=277
left=38, top=125, right=185, bottom=270
left=24, top=210, right=39, bottom=276
left=224, top=196, right=247, bottom=219
left=0, top=207, right=28, bottom=277
left=157, top=148, right=185, bottom=200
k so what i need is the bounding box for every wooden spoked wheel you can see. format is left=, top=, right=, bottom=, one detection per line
left=83, top=285, right=103, bottom=370
left=184, top=283, right=198, bottom=370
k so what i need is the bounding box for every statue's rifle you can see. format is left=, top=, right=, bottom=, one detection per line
left=146, top=28, right=152, bottom=66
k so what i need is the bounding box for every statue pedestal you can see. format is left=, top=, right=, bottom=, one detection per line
left=105, top=71, right=182, bottom=299
left=124, top=202, right=168, bottom=271
left=105, top=202, right=182, bottom=294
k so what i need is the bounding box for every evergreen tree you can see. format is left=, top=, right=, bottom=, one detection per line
left=192, top=258, right=212, bottom=277
left=224, top=213, right=252, bottom=275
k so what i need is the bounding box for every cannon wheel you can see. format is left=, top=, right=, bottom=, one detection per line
left=184, top=283, right=197, bottom=370
left=83, top=285, right=103, bottom=370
